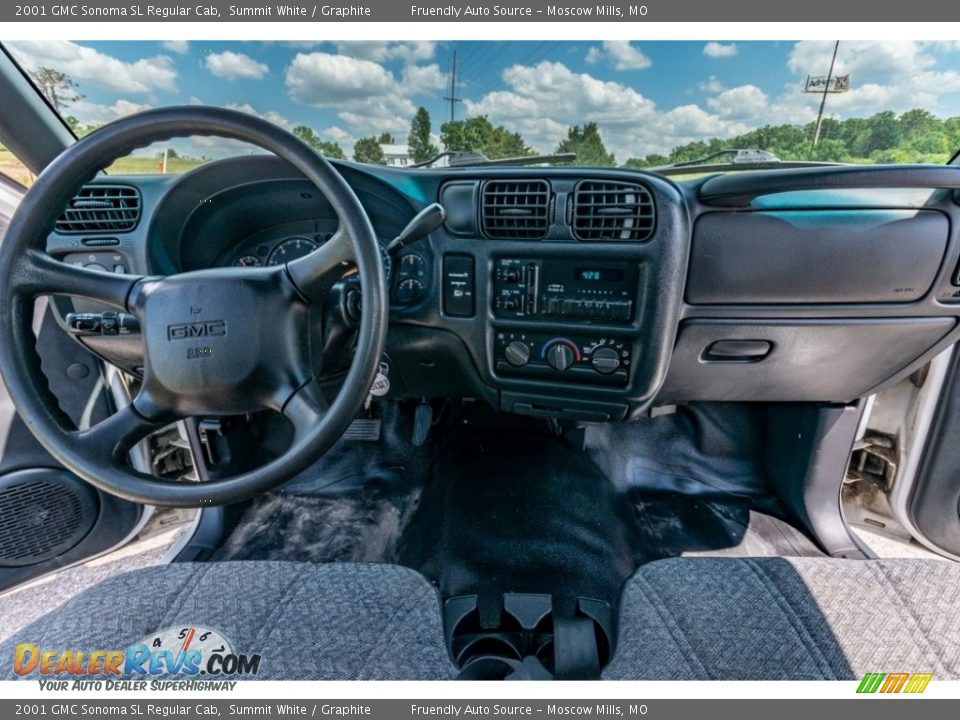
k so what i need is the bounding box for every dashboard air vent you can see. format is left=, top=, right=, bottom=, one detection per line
left=573, top=180, right=655, bottom=242
left=55, top=185, right=141, bottom=234
left=481, top=180, right=550, bottom=239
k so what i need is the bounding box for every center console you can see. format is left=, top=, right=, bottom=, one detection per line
left=490, top=257, right=639, bottom=387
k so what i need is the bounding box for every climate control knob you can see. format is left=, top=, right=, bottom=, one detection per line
left=546, top=342, right=576, bottom=372
left=591, top=347, right=621, bottom=374
left=504, top=341, right=531, bottom=367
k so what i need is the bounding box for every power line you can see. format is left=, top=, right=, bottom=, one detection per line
left=443, top=49, right=462, bottom=123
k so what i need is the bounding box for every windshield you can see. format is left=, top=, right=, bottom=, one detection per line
left=5, top=40, right=960, bottom=179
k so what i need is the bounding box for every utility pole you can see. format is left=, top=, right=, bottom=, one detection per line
left=801, top=40, right=853, bottom=153
left=443, top=49, right=462, bottom=123
left=812, top=41, right=840, bottom=148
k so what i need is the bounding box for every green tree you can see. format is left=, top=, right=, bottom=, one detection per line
left=440, top=116, right=534, bottom=159
left=377, top=132, right=395, bottom=144
left=293, top=125, right=345, bottom=159
left=407, top=107, right=439, bottom=164
left=30, top=67, right=83, bottom=113
left=353, top=136, right=386, bottom=164
left=555, top=123, right=615, bottom=166
left=63, top=115, right=97, bottom=138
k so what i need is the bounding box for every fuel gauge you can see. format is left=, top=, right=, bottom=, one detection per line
left=234, top=255, right=263, bottom=268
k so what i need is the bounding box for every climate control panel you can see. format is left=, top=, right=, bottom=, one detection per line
left=494, top=331, right=631, bottom=386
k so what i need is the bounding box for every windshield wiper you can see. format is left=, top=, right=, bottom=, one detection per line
left=647, top=148, right=844, bottom=176
left=411, top=151, right=577, bottom=169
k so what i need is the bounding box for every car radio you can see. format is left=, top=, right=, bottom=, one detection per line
left=493, top=258, right=637, bottom=323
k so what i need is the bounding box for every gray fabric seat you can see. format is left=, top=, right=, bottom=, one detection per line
left=603, top=557, right=960, bottom=680
left=1, top=561, right=456, bottom=680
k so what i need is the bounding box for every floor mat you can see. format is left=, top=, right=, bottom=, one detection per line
left=399, top=426, right=643, bottom=626
left=215, top=484, right=420, bottom=564
left=214, top=403, right=824, bottom=617
left=630, top=493, right=823, bottom=561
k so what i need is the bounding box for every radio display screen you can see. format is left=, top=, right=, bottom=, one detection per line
left=574, top=267, right=626, bottom=283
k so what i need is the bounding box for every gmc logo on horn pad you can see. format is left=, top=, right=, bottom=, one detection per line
left=167, top=320, right=227, bottom=341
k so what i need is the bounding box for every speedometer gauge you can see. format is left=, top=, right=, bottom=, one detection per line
left=267, top=236, right=319, bottom=266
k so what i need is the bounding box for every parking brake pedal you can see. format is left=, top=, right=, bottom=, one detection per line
left=412, top=401, right=432, bottom=446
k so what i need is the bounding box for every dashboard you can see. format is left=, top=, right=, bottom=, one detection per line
left=45, top=156, right=960, bottom=422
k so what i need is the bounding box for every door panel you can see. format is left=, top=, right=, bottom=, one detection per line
left=910, top=347, right=960, bottom=556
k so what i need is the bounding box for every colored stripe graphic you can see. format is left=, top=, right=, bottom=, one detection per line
left=881, top=672, right=909, bottom=693
left=857, top=673, right=885, bottom=693
left=904, top=673, right=933, bottom=694
left=857, top=672, right=932, bottom=694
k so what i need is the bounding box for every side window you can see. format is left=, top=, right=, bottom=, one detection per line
left=0, top=141, right=33, bottom=187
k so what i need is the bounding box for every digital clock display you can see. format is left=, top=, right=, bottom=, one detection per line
left=574, top=267, right=626, bottom=283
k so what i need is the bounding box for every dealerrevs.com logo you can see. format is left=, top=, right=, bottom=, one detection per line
left=12, top=626, right=261, bottom=683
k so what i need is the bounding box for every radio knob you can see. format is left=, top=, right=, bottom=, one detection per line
left=503, top=266, right=522, bottom=283
left=591, top=347, right=621, bottom=374
left=504, top=341, right=531, bottom=367
left=546, top=342, right=576, bottom=372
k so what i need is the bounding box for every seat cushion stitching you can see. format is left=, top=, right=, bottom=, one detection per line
left=250, top=567, right=309, bottom=649
left=158, top=564, right=213, bottom=632
left=870, top=563, right=950, bottom=676
left=633, top=572, right=712, bottom=679
left=744, top=559, right=836, bottom=680
left=355, top=577, right=427, bottom=680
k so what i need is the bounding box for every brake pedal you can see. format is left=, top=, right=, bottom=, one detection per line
left=343, top=418, right=382, bottom=442
left=412, top=401, right=432, bottom=446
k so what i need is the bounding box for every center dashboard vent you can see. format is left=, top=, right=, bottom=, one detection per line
left=55, top=184, right=141, bottom=234
left=481, top=180, right=551, bottom=239
left=572, top=180, right=655, bottom=242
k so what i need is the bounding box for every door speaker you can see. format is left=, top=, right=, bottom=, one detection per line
left=0, top=469, right=98, bottom=567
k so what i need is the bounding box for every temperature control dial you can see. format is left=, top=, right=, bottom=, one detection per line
left=546, top=342, right=576, bottom=372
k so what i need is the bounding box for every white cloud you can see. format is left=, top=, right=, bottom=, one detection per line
left=224, top=102, right=292, bottom=130
left=286, top=51, right=445, bottom=145
left=703, top=42, right=738, bottom=58
left=698, top=76, right=725, bottom=93
left=286, top=52, right=395, bottom=104
left=7, top=40, right=177, bottom=93
left=707, top=85, right=769, bottom=119
left=205, top=51, right=269, bottom=81
left=324, top=126, right=352, bottom=144
left=334, top=41, right=435, bottom=64
left=162, top=40, right=189, bottom=55
left=463, top=59, right=760, bottom=159
left=400, top=63, right=447, bottom=95
left=585, top=41, right=652, bottom=71
left=468, top=61, right=656, bottom=125
left=69, top=98, right=153, bottom=126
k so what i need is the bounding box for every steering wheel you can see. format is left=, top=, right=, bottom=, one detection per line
left=0, top=107, right=388, bottom=507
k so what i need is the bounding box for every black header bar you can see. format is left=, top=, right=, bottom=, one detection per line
left=3, top=0, right=957, bottom=22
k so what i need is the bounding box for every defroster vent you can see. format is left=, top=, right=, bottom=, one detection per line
left=481, top=180, right=551, bottom=239
left=573, top=180, right=655, bottom=242
left=55, top=184, right=142, bottom=234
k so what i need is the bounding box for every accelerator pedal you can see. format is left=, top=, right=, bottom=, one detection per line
left=412, top=401, right=433, bottom=447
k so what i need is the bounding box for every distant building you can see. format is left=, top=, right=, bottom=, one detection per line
left=381, top=144, right=412, bottom=167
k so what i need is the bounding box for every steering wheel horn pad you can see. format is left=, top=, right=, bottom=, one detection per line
left=0, top=107, right=388, bottom=507
left=133, top=268, right=311, bottom=419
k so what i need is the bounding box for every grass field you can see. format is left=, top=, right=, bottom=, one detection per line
left=1, top=147, right=206, bottom=187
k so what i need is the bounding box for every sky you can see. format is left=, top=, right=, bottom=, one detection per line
left=7, top=40, right=960, bottom=161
